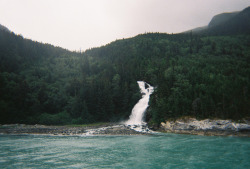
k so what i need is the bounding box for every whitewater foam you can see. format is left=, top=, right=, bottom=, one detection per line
left=125, top=81, right=154, bottom=133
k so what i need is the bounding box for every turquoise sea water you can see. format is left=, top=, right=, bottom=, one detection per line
left=0, top=134, right=249, bottom=169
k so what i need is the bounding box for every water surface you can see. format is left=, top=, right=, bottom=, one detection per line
left=0, top=134, right=249, bottom=168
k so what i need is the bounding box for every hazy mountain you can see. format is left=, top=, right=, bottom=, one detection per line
left=208, top=12, right=239, bottom=28
left=0, top=7, right=250, bottom=125
left=0, top=24, right=10, bottom=32
left=186, top=6, right=250, bottom=35
left=183, top=26, right=207, bottom=33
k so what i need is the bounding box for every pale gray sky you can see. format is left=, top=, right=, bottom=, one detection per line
left=0, top=0, right=249, bottom=51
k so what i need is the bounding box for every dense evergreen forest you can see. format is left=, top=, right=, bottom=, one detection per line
left=0, top=7, right=249, bottom=125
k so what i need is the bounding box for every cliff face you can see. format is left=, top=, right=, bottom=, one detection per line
left=0, top=24, right=10, bottom=32
left=160, top=118, right=250, bottom=136
left=186, top=6, right=250, bottom=35
left=208, top=12, right=238, bottom=28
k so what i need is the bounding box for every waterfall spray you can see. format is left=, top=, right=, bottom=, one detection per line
left=125, top=81, right=154, bottom=126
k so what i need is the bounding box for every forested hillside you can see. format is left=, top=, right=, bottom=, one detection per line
left=0, top=7, right=250, bottom=125
left=85, top=33, right=250, bottom=125
left=0, top=27, right=141, bottom=124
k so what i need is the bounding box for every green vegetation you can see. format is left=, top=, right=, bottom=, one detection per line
left=149, top=35, right=250, bottom=124
left=0, top=7, right=249, bottom=126
left=0, top=28, right=141, bottom=124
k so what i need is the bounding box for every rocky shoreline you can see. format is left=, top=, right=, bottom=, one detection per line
left=1, top=118, right=250, bottom=137
left=0, top=123, right=150, bottom=136
left=160, top=118, right=250, bottom=137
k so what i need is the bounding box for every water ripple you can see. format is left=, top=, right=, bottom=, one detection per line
left=0, top=134, right=249, bottom=168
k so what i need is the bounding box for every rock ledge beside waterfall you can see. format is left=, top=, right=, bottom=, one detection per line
left=160, top=118, right=250, bottom=136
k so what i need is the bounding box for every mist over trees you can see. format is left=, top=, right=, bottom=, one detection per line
left=0, top=7, right=249, bottom=125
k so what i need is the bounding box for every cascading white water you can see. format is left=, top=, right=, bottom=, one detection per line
left=125, top=81, right=154, bottom=126
left=83, top=81, right=154, bottom=135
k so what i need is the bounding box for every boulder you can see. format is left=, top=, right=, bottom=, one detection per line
left=160, top=118, right=250, bottom=136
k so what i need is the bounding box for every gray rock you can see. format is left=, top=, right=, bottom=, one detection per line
left=161, top=118, right=250, bottom=135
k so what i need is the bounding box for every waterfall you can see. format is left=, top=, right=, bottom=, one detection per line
left=125, top=81, right=154, bottom=126
left=83, top=81, right=154, bottom=135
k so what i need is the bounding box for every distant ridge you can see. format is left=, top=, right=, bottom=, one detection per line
left=208, top=12, right=239, bottom=28
left=184, top=6, right=250, bottom=35
left=0, top=6, right=250, bottom=125
left=0, top=24, right=10, bottom=32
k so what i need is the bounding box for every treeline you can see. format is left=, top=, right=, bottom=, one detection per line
left=0, top=28, right=249, bottom=125
left=86, top=33, right=250, bottom=124
left=0, top=29, right=140, bottom=124
left=149, top=35, right=250, bottom=124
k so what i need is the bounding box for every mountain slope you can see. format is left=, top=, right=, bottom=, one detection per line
left=85, top=33, right=250, bottom=124
left=0, top=24, right=10, bottom=32
left=0, top=28, right=140, bottom=124
left=207, top=6, right=250, bottom=35
left=0, top=28, right=83, bottom=124
left=0, top=8, right=250, bottom=125
left=187, top=6, right=250, bottom=35
left=208, top=12, right=239, bottom=27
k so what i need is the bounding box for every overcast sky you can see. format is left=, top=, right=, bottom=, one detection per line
left=0, top=0, right=249, bottom=51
